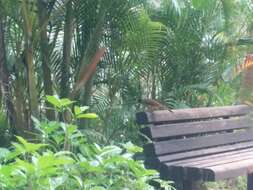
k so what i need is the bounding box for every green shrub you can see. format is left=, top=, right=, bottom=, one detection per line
left=0, top=96, right=174, bottom=190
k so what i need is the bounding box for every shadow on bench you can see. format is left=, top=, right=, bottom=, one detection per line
left=136, top=105, right=253, bottom=190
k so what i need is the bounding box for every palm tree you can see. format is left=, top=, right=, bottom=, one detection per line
left=0, top=5, right=17, bottom=134
left=0, top=0, right=166, bottom=135
left=0, top=0, right=252, bottom=141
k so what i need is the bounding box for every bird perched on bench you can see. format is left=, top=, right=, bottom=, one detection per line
left=139, top=99, right=173, bottom=112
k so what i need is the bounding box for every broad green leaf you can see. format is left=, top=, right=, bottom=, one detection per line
left=16, top=136, right=47, bottom=153
left=103, top=156, right=127, bottom=165
left=46, top=95, right=61, bottom=108
left=16, top=136, right=28, bottom=146
left=0, top=165, right=18, bottom=176
left=100, top=146, right=122, bottom=157
left=80, top=106, right=89, bottom=112
left=123, top=142, right=143, bottom=153
left=74, top=106, right=90, bottom=116
left=67, top=124, right=78, bottom=135
left=37, top=153, right=74, bottom=170
left=52, top=135, right=64, bottom=145
left=41, top=121, right=61, bottom=134
left=77, top=113, right=98, bottom=119
left=60, top=98, right=76, bottom=107
left=79, top=144, right=98, bottom=159
left=79, top=162, right=104, bottom=173
left=74, top=106, right=82, bottom=116
left=7, top=143, right=23, bottom=160
left=15, top=159, right=35, bottom=174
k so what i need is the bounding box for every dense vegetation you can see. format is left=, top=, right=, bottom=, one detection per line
left=0, top=97, right=175, bottom=189
left=1, top=0, right=253, bottom=189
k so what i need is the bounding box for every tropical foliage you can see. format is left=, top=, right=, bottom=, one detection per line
left=0, top=97, right=173, bottom=189
left=1, top=0, right=253, bottom=189
left=0, top=0, right=250, bottom=139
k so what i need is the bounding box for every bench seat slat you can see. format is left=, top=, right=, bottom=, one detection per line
left=204, top=158, right=253, bottom=180
left=165, top=146, right=253, bottom=167
left=142, top=116, right=251, bottom=139
left=136, top=105, right=251, bottom=125
left=191, top=153, right=253, bottom=168
left=189, top=157, right=253, bottom=181
left=161, top=148, right=253, bottom=181
left=170, top=148, right=253, bottom=168
left=146, top=141, right=253, bottom=165
left=145, top=129, right=253, bottom=156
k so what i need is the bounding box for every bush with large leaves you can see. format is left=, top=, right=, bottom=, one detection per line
left=0, top=97, right=174, bottom=190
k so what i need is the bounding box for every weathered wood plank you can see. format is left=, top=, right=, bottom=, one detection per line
left=179, top=155, right=253, bottom=181
left=141, top=116, right=252, bottom=139
left=165, top=147, right=253, bottom=167
left=186, top=152, right=253, bottom=168
left=136, top=105, right=251, bottom=125
left=155, top=141, right=253, bottom=163
left=144, top=129, right=253, bottom=156
left=204, top=157, right=253, bottom=180
left=161, top=158, right=253, bottom=181
left=160, top=148, right=253, bottom=181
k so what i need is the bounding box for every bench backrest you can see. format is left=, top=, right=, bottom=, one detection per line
left=136, top=105, right=253, bottom=163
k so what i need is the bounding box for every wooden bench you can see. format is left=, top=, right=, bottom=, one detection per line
left=136, top=105, right=253, bottom=190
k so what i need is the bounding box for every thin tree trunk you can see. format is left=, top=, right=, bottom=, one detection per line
left=151, top=66, right=156, bottom=99
left=37, top=0, right=55, bottom=120
left=13, top=55, right=28, bottom=135
left=21, top=1, right=39, bottom=121
left=61, top=0, right=73, bottom=98
left=0, top=14, right=17, bottom=134
left=14, top=78, right=26, bottom=135
left=25, top=43, right=39, bottom=119
left=78, top=13, right=105, bottom=105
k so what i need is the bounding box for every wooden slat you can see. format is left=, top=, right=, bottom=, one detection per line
left=136, top=105, right=251, bottom=125
left=166, top=147, right=253, bottom=167
left=163, top=157, right=253, bottom=181
left=144, top=129, right=253, bottom=156
left=141, top=116, right=252, bottom=139
left=180, top=148, right=253, bottom=168
left=190, top=151, right=253, bottom=180
left=179, top=148, right=253, bottom=168
left=189, top=153, right=253, bottom=168
left=203, top=157, right=253, bottom=180
left=160, top=149, right=253, bottom=181
left=146, top=141, right=253, bottom=164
